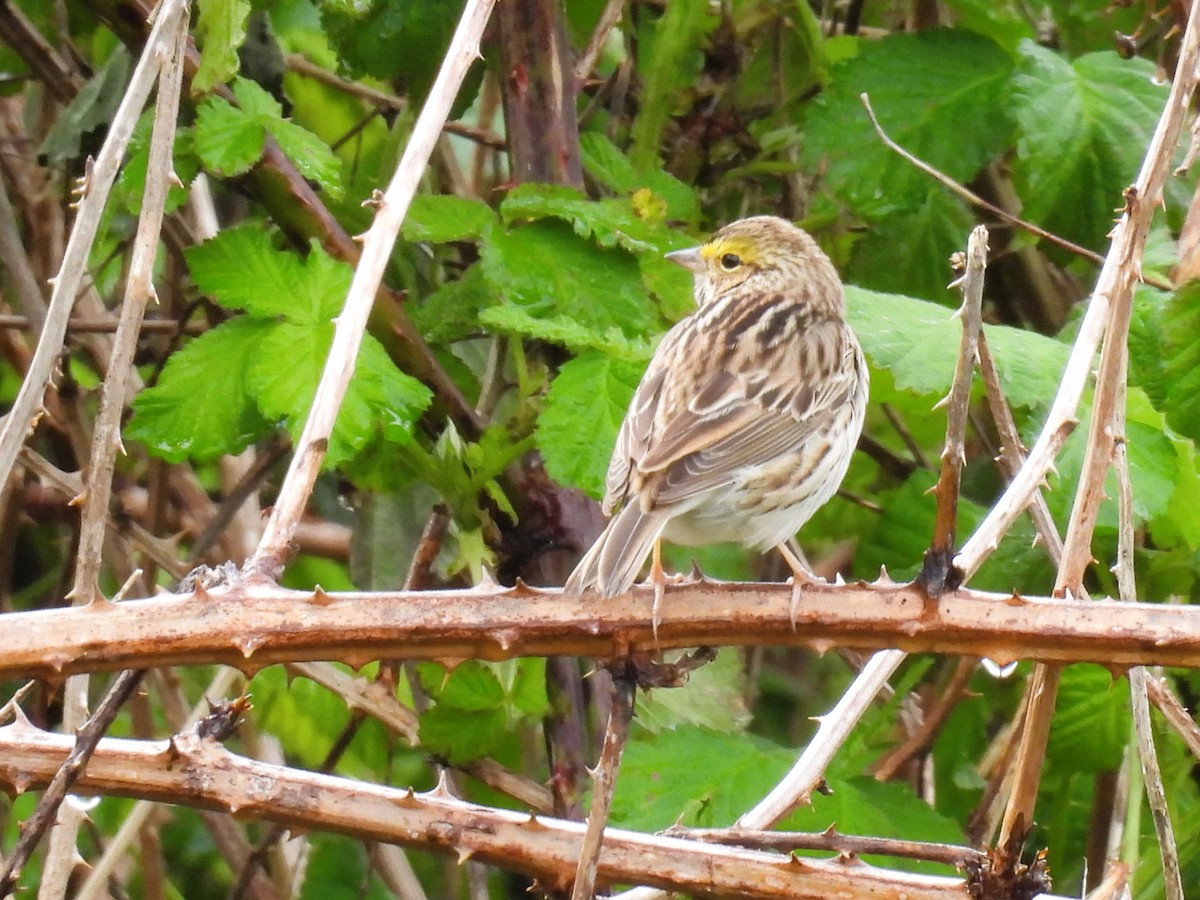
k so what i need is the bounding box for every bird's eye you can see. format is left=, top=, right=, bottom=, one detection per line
left=719, top=253, right=741, bottom=271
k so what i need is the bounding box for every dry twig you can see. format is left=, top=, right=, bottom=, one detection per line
left=571, top=669, right=635, bottom=900
left=1146, top=676, right=1200, bottom=762
left=666, top=825, right=985, bottom=868
left=997, top=0, right=1200, bottom=853
left=0, top=0, right=186, bottom=499
left=0, top=669, right=144, bottom=896
left=72, top=667, right=244, bottom=900
left=574, top=0, right=625, bottom=86
left=956, top=0, right=1200, bottom=582
left=247, top=0, right=498, bottom=579
left=38, top=3, right=190, bottom=890
left=1115, top=351, right=1182, bottom=898
left=860, top=93, right=1107, bottom=267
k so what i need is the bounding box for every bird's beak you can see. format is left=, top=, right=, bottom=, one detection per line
left=664, top=246, right=705, bottom=274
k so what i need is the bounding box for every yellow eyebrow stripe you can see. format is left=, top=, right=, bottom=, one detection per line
left=699, top=236, right=761, bottom=265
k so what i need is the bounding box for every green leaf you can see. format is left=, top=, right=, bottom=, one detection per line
left=500, top=185, right=636, bottom=243
left=478, top=305, right=654, bottom=360
left=1046, top=664, right=1130, bottom=773
left=509, top=658, right=550, bottom=718
left=194, top=94, right=265, bottom=176
left=500, top=184, right=688, bottom=255
left=613, top=726, right=796, bottom=830
left=231, top=74, right=282, bottom=118
left=39, top=48, right=130, bottom=163
left=633, top=650, right=751, bottom=734
left=355, top=337, right=433, bottom=445
left=536, top=352, right=644, bottom=498
left=418, top=705, right=507, bottom=765
left=301, top=835, right=390, bottom=900
left=265, top=117, right=344, bottom=198
left=1161, top=432, right=1200, bottom=550
left=409, top=263, right=492, bottom=343
left=298, top=241, right=357, bottom=321
left=193, top=0, right=252, bottom=94
left=246, top=321, right=330, bottom=423
left=422, top=661, right=505, bottom=711
left=127, top=317, right=272, bottom=462
left=402, top=194, right=497, bottom=243
left=846, top=286, right=1069, bottom=410
left=855, top=470, right=942, bottom=583
left=186, top=227, right=352, bottom=323
left=855, top=468, right=1054, bottom=594
left=847, top=190, right=974, bottom=303
left=940, top=0, right=1036, bottom=51
left=1161, top=281, right=1200, bottom=446
left=732, top=0, right=828, bottom=106
left=247, top=326, right=427, bottom=467
left=1126, top=409, right=1189, bottom=524
left=1049, top=391, right=1186, bottom=529
left=495, top=185, right=696, bottom=319
left=579, top=133, right=701, bottom=225
left=219, top=77, right=343, bottom=197
left=1128, top=284, right=1172, bottom=412
left=803, top=29, right=1013, bottom=216
left=1048, top=4, right=1145, bottom=58
left=1011, top=44, right=1166, bottom=250
left=252, top=666, right=390, bottom=776
left=115, top=114, right=198, bottom=215
left=630, top=0, right=716, bottom=170
left=480, top=219, right=660, bottom=337
left=320, top=0, right=476, bottom=111
left=186, top=226, right=295, bottom=314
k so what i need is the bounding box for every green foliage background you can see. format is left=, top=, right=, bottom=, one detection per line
left=4, top=0, right=1200, bottom=897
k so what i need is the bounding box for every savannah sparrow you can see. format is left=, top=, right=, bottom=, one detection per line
left=563, top=216, right=868, bottom=600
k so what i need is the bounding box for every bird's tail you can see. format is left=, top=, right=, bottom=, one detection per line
left=563, top=503, right=669, bottom=598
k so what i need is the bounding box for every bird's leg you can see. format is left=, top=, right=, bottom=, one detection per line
left=643, top=542, right=684, bottom=643
left=650, top=539, right=666, bottom=644
left=777, top=538, right=818, bottom=633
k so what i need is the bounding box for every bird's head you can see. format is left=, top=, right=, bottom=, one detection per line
left=665, top=216, right=836, bottom=309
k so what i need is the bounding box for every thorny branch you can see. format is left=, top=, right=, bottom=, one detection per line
left=1147, top=676, right=1200, bottom=763
left=8, top=579, right=1200, bottom=678
left=0, top=725, right=1086, bottom=900
left=918, top=225, right=988, bottom=596
left=975, top=334, right=1066, bottom=569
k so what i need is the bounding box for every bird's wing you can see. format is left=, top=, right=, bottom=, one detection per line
left=640, top=323, right=862, bottom=507
left=602, top=360, right=668, bottom=515
left=601, top=316, right=750, bottom=513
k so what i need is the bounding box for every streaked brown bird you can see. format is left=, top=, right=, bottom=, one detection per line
left=563, top=215, right=868, bottom=604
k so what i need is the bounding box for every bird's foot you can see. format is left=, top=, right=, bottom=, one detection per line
left=776, top=541, right=821, bottom=633
left=646, top=543, right=684, bottom=644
